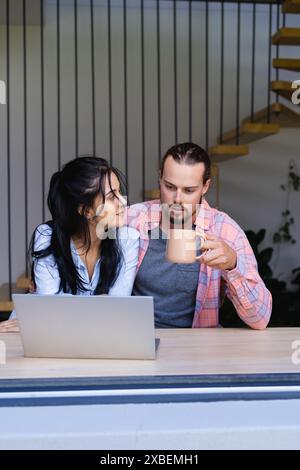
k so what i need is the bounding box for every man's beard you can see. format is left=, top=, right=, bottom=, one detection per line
left=169, top=208, right=191, bottom=227
left=164, top=206, right=195, bottom=228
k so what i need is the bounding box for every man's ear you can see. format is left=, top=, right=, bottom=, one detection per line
left=158, top=169, right=162, bottom=186
left=202, top=179, right=211, bottom=196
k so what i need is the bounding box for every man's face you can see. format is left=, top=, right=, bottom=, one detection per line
left=160, top=156, right=210, bottom=226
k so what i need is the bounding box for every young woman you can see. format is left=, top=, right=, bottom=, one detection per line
left=5, top=156, right=139, bottom=327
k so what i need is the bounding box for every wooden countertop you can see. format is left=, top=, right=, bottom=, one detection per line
left=1, top=327, right=300, bottom=380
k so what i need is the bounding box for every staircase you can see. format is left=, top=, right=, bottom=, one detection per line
left=212, top=0, right=300, bottom=163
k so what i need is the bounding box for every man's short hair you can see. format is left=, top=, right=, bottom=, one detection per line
left=160, top=142, right=211, bottom=183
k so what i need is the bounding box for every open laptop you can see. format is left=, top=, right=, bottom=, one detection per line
left=12, top=294, right=157, bottom=360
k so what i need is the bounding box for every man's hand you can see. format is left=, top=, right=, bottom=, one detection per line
left=0, top=319, right=20, bottom=333
left=199, top=233, right=237, bottom=271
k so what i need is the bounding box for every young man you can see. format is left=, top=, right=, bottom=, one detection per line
left=128, top=142, right=272, bottom=329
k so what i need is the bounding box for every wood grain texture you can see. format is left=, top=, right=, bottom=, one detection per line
left=1, top=328, right=300, bottom=380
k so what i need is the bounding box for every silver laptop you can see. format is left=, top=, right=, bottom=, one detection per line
left=12, top=294, right=157, bottom=360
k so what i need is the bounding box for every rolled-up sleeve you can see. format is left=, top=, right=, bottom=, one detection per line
left=222, top=231, right=272, bottom=330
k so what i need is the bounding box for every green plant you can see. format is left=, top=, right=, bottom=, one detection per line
left=273, top=160, right=299, bottom=245
left=245, top=229, right=273, bottom=279
left=220, top=161, right=300, bottom=327
left=219, top=229, right=300, bottom=327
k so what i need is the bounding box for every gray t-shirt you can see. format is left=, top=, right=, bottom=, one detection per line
left=132, top=226, right=200, bottom=328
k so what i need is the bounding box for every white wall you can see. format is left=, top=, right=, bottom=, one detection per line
left=0, top=0, right=299, bottom=285
left=2, top=399, right=300, bottom=449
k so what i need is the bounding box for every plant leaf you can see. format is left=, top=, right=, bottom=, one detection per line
left=258, top=247, right=273, bottom=265
left=256, top=229, right=266, bottom=246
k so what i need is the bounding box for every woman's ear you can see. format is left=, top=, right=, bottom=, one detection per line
left=77, top=204, right=83, bottom=216
left=77, top=204, right=84, bottom=217
left=78, top=204, right=93, bottom=220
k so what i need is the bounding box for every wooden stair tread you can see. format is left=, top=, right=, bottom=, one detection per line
left=0, top=279, right=30, bottom=312
left=222, top=102, right=300, bottom=144
left=283, top=0, right=300, bottom=14
left=0, top=284, right=13, bottom=312
left=220, top=122, right=280, bottom=145
left=271, top=102, right=300, bottom=126
left=0, top=300, right=13, bottom=312
left=238, top=102, right=300, bottom=127
left=272, top=80, right=300, bottom=105
left=272, top=28, right=300, bottom=45
left=209, top=145, right=249, bottom=163
left=273, top=58, right=300, bottom=72
left=242, top=103, right=284, bottom=123
left=243, top=122, right=280, bottom=133
left=16, top=275, right=30, bottom=290
left=272, top=80, right=294, bottom=91
left=145, top=189, right=160, bottom=200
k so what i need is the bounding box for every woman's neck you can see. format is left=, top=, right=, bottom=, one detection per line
left=72, top=227, right=101, bottom=254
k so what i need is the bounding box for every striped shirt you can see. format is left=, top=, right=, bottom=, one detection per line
left=127, top=198, right=272, bottom=329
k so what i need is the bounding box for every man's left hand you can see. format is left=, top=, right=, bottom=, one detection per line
left=199, top=233, right=237, bottom=271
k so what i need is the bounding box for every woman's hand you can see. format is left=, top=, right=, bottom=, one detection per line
left=0, top=319, right=20, bottom=333
left=28, top=279, right=36, bottom=294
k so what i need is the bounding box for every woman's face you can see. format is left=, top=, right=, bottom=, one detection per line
left=91, top=172, right=127, bottom=229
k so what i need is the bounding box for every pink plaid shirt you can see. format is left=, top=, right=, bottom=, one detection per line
left=127, top=198, right=272, bottom=329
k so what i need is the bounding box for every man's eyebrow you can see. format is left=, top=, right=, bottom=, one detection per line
left=164, top=179, right=176, bottom=186
left=164, top=179, right=198, bottom=189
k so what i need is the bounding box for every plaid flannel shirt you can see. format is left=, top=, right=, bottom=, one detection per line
left=127, top=198, right=272, bottom=329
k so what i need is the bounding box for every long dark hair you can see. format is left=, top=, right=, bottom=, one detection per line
left=30, top=156, right=126, bottom=295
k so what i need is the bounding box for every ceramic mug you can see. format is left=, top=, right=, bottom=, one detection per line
left=166, top=228, right=206, bottom=263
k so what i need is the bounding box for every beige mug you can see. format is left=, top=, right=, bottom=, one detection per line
left=166, top=228, right=206, bottom=264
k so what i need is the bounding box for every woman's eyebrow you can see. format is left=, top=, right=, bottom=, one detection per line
left=105, top=187, right=119, bottom=196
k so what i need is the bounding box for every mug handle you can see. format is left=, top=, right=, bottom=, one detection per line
left=195, top=228, right=206, bottom=260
